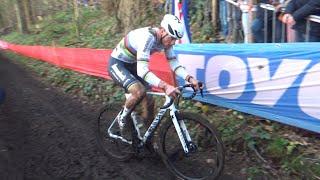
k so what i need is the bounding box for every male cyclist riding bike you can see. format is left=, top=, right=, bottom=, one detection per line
left=108, top=14, right=203, bottom=132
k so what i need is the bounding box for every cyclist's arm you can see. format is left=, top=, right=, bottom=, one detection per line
left=137, top=59, right=179, bottom=97
left=165, top=47, right=192, bottom=82
left=165, top=47, right=202, bottom=90
left=137, top=60, right=162, bottom=86
left=136, top=35, right=163, bottom=87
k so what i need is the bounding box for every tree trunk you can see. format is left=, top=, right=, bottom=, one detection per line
left=117, top=0, right=157, bottom=34
left=211, top=0, right=219, bottom=40
left=15, top=0, right=28, bottom=33
left=62, top=0, right=70, bottom=10
left=0, top=13, right=4, bottom=28
left=41, top=0, right=49, bottom=17
left=117, top=0, right=136, bottom=34
left=73, top=0, right=80, bottom=39
left=27, top=0, right=36, bottom=24
left=100, top=0, right=119, bottom=16
left=22, top=0, right=32, bottom=28
left=0, top=0, right=14, bottom=28
left=31, top=0, right=41, bottom=21
left=51, top=0, right=57, bottom=11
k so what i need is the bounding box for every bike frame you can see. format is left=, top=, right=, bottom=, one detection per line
left=108, top=92, right=193, bottom=154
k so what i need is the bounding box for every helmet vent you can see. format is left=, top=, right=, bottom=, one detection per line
left=168, top=24, right=175, bottom=36
left=175, top=30, right=182, bottom=38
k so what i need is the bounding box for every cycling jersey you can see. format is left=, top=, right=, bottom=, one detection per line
left=109, top=26, right=189, bottom=88
left=111, top=27, right=176, bottom=63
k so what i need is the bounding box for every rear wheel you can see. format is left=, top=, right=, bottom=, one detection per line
left=158, top=112, right=225, bottom=180
left=96, top=103, right=134, bottom=161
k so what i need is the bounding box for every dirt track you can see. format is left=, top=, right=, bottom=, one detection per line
left=0, top=54, right=178, bottom=179
left=0, top=53, right=243, bottom=179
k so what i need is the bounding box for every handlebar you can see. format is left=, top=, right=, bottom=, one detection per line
left=160, top=83, right=203, bottom=109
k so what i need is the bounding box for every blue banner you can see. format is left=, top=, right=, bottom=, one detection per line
left=175, top=43, right=320, bottom=133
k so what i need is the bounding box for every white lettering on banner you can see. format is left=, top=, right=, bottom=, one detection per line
left=179, top=54, right=319, bottom=120
left=298, top=63, right=320, bottom=119
left=177, top=54, right=205, bottom=78
left=206, top=55, right=247, bottom=99
left=247, top=58, right=310, bottom=106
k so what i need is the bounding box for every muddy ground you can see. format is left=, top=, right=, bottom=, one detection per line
left=0, top=54, right=243, bottom=179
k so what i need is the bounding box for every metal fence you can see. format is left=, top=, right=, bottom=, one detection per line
left=259, top=3, right=280, bottom=43
left=225, top=0, right=255, bottom=43
left=223, top=0, right=320, bottom=43
left=306, top=15, right=320, bottom=42
left=260, top=3, right=320, bottom=43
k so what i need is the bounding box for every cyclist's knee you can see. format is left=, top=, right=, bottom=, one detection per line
left=128, top=83, right=146, bottom=101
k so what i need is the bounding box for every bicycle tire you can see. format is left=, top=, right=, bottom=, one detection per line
left=96, top=103, right=134, bottom=161
left=158, top=112, right=225, bottom=180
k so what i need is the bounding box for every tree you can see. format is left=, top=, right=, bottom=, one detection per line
left=0, top=0, right=15, bottom=28
left=0, top=12, right=4, bottom=28
left=26, top=0, right=36, bottom=24
left=14, top=0, right=29, bottom=33
left=62, top=0, right=70, bottom=10
left=100, top=0, right=119, bottom=16
left=117, top=0, right=162, bottom=34
left=211, top=0, right=219, bottom=41
left=22, top=0, right=33, bottom=28
left=73, top=0, right=80, bottom=38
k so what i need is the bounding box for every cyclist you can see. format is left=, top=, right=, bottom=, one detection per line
left=108, top=14, right=203, bottom=131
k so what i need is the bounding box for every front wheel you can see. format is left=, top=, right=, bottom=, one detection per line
left=158, top=112, right=225, bottom=180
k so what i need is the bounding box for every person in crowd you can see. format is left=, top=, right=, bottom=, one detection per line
left=219, top=0, right=229, bottom=39
left=251, top=0, right=284, bottom=43
left=281, top=0, right=320, bottom=42
left=237, top=0, right=249, bottom=43
left=226, top=0, right=243, bottom=43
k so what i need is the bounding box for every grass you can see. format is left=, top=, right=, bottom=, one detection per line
left=1, top=8, right=320, bottom=179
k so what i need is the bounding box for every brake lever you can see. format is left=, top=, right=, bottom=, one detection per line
left=198, top=82, right=204, bottom=98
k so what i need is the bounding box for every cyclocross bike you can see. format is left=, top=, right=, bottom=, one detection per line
left=97, top=84, right=225, bottom=180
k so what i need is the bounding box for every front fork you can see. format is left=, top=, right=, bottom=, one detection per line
left=170, top=106, right=196, bottom=155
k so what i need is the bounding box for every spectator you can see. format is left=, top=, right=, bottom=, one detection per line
left=219, top=0, right=229, bottom=39
left=226, top=0, right=243, bottom=43
left=277, top=0, right=296, bottom=42
left=251, top=0, right=284, bottom=43
left=239, top=0, right=251, bottom=43
left=281, top=0, right=320, bottom=42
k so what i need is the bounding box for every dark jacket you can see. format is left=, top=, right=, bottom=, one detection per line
left=285, top=0, right=320, bottom=36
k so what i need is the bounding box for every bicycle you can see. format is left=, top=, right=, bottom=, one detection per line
left=96, top=84, right=225, bottom=180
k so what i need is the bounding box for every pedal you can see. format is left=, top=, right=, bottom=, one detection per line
left=187, top=142, right=198, bottom=154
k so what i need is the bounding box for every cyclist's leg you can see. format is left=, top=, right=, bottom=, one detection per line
left=108, top=57, right=146, bottom=120
left=126, top=62, right=154, bottom=124
left=125, top=82, right=146, bottom=111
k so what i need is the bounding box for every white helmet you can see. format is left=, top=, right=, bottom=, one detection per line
left=161, top=14, right=184, bottom=39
